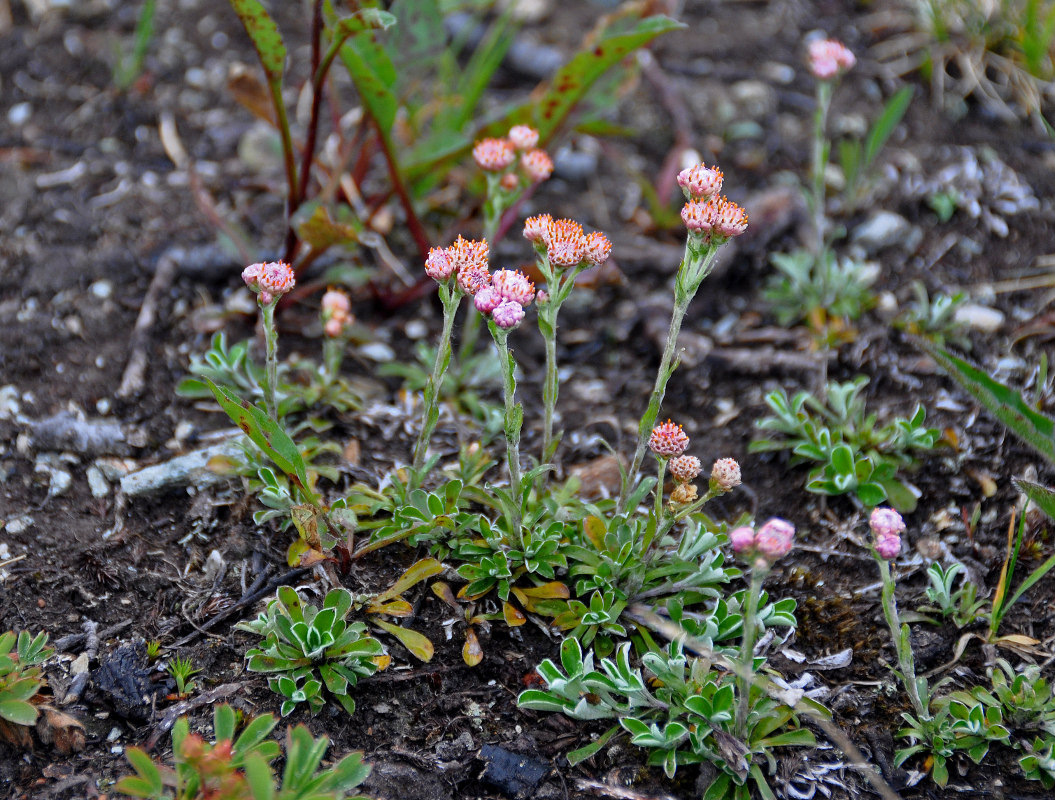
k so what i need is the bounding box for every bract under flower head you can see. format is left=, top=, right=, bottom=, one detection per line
left=492, top=299, right=525, bottom=329
left=583, top=231, right=612, bottom=266
left=669, top=454, right=702, bottom=484
left=755, top=517, right=795, bottom=561
left=710, top=458, right=741, bottom=492
left=491, top=269, right=535, bottom=307
left=508, top=125, right=539, bottom=151
left=677, top=163, right=724, bottom=200
left=473, top=137, right=515, bottom=172
left=807, top=38, right=855, bottom=80
left=545, top=218, right=586, bottom=267
left=521, top=149, right=554, bottom=183
left=258, top=262, right=299, bottom=299
left=869, top=507, right=906, bottom=540
left=523, top=214, right=552, bottom=243
left=425, top=247, right=456, bottom=282
left=649, top=420, right=689, bottom=458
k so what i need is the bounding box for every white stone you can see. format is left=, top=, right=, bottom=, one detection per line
left=86, top=466, right=110, bottom=498
left=953, top=303, right=1004, bottom=333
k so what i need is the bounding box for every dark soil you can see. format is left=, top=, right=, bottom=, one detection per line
left=3, top=1, right=1055, bottom=799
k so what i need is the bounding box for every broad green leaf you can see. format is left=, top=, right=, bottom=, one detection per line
left=0, top=698, right=38, bottom=726
left=229, top=0, right=286, bottom=83
left=923, top=343, right=1055, bottom=463
left=864, top=86, right=913, bottom=167
left=243, top=753, right=275, bottom=800
left=372, top=619, right=433, bottom=662
left=333, top=12, right=399, bottom=137
left=205, top=379, right=317, bottom=503
left=565, top=724, right=620, bottom=765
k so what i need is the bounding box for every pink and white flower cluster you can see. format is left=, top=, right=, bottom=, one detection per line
left=474, top=269, right=536, bottom=330
left=522, top=214, right=612, bottom=269
left=425, top=235, right=492, bottom=295
left=807, top=38, right=855, bottom=80
left=242, top=261, right=296, bottom=306
left=729, top=518, right=795, bottom=565
left=321, top=288, right=353, bottom=338
left=676, top=162, right=748, bottom=244
left=869, top=507, right=905, bottom=560
left=472, top=125, right=554, bottom=185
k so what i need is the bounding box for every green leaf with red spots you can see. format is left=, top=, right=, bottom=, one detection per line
left=205, top=378, right=318, bottom=505
left=530, top=15, right=684, bottom=144
left=228, top=0, right=287, bottom=84
left=330, top=7, right=399, bottom=137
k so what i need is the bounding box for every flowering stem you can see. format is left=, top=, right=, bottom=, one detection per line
left=322, top=338, right=342, bottom=387
left=492, top=322, right=524, bottom=542
left=618, top=242, right=720, bottom=513
left=458, top=177, right=506, bottom=365
left=876, top=554, right=929, bottom=721
left=412, top=282, right=461, bottom=476
left=811, top=80, right=833, bottom=261
left=260, top=300, right=280, bottom=420
left=736, top=567, right=765, bottom=738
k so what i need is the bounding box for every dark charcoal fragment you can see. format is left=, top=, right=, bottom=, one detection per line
left=90, top=642, right=162, bottom=723
left=478, top=744, right=549, bottom=799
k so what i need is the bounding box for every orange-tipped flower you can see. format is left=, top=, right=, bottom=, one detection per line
left=677, top=163, right=723, bottom=200
left=583, top=231, right=612, bottom=266
left=807, top=38, right=855, bottom=80
left=425, top=247, right=456, bottom=282
left=473, top=137, right=516, bottom=171
left=669, top=455, right=702, bottom=483
left=649, top=420, right=690, bottom=458
left=491, top=269, right=536, bottom=307
left=521, top=149, right=554, bottom=183
left=523, top=214, right=553, bottom=244
left=714, top=198, right=748, bottom=239
left=508, top=125, right=539, bottom=151
left=545, top=218, right=587, bottom=267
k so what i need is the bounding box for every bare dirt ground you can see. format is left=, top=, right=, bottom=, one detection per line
left=3, top=1, right=1055, bottom=798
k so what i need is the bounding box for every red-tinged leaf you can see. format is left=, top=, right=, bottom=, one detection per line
left=515, top=581, right=571, bottom=599
left=228, top=0, right=287, bottom=84
left=583, top=515, right=607, bottom=550
left=462, top=628, right=483, bottom=667
left=503, top=602, right=526, bottom=627
left=367, top=599, right=412, bottom=617
left=373, top=619, right=433, bottom=662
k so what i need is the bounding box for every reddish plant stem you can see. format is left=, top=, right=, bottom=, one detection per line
left=371, top=117, right=432, bottom=262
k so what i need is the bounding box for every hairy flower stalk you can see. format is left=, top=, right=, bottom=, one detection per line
left=412, top=240, right=489, bottom=477
left=868, top=507, right=930, bottom=721
left=617, top=179, right=745, bottom=513
left=242, top=261, right=295, bottom=419
left=527, top=216, right=609, bottom=468
left=729, top=518, right=795, bottom=737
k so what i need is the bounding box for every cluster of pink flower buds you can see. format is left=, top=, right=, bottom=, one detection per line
left=668, top=454, right=702, bottom=505
left=807, top=38, right=855, bottom=80
left=870, top=507, right=905, bottom=560
left=729, top=518, right=795, bottom=566
left=425, top=235, right=492, bottom=295
left=475, top=269, right=535, bottom=330
left=242, top=261, right=295, bottom=306
left=649, top=420, right=690, bottom=458
left=321, top=288, right=353, bottom=338
left=676, top=162, right=748, bottom=244
left=522, top=214, right=612, bottom=270
left=472, top=125, right=554, bottom=185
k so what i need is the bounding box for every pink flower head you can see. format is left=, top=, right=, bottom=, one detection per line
left=545, top=218, right=587, bottom=267
left=474, top=286, right=501, bottom=314
left=536, top=289, right=550, bottom=304
left=583, top=231, right=612, bottom=266
left=681, top=199, right=717, bottom=233
left=321, top=288, right=351, bottom=317
left=807, top=38, right=855, bottom=80
left=500, top=172, right=520, bottom=192
left=523, top=214, right=553, bottom=244
left=491, top=269, right=535, bottom=307
left=473, top=137, right=515, bottom=172
left=755, top=518, right=795, bottom=562
left=425, top=247, right=456, bottom=282
left=713, top=198, right=748, bottom=239
left=875, top=533, right=902, bottom=560
left=669, top=455, right=702, bottom=484
left=649, top=420, right=690, bottom=458
left=728, top=526, right=756, bottom=555
left=521, top=149, right=554, bottom=183
left=457, top=263, right=491, bottom=296
left=508, top=125, right=539, bottom=151
left=449, top=236, right=491, bottom=295
left=324, top=317, right=345, bottom=338
left=710, top=458, right=742, bottom=492
left=242, top=262, right=265, bottom=291
left=246, top=261, right=295, bottom=302
left=492, top=299, right=525, bottom=329
left=677, top=163, right=724, bottom=200
left=869, top=507, right=906, bottom=539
